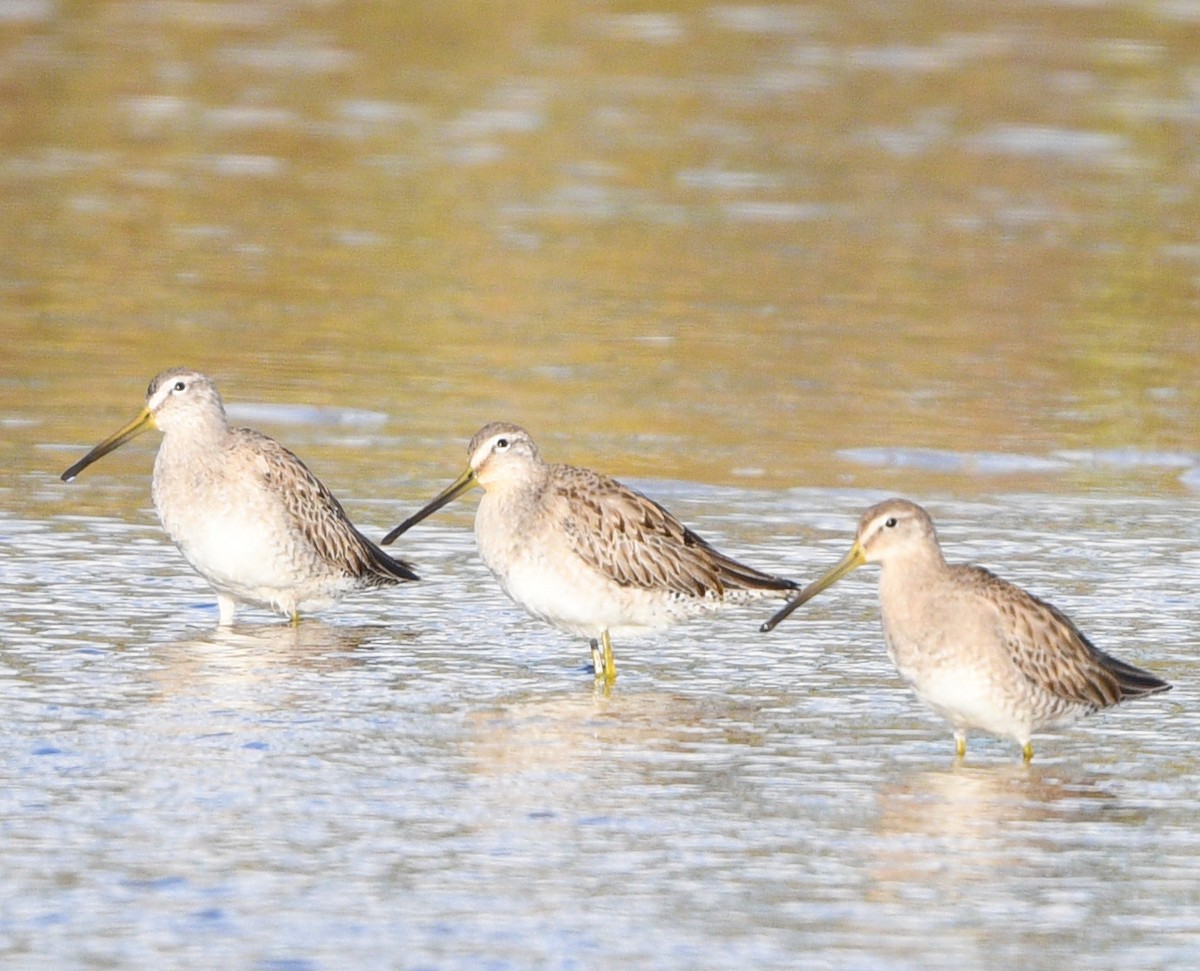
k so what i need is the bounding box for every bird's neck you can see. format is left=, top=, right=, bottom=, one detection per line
left=878, top=546, right=950, bottom=596
left=483, top=463, right=548, bottom=502
left=159, top=418, right=230, bottom=459
left=477, top=467, right=550, bottom=534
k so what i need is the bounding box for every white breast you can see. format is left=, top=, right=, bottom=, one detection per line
left=473, top=492, right=695, bottom=639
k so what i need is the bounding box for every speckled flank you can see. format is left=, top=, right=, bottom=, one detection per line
left=765, top=498, right=1170, bottom=760
left=387, top=421, right=799, bottom=682
left=61, top=367, right=418, bottom=623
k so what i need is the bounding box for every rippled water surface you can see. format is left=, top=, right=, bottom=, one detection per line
left=2, top=491, right=1197, bottom=969
left=2, top=1, right=1199, bottom=968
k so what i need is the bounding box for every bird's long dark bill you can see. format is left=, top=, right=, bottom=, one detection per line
left=60, top=408, right=155, bottom=482
left=381, top=467, right=477, bottom=545
left=760, top=541, right=867, bottom=632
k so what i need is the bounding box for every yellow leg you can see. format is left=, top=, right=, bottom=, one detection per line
left=290, top=611, right=301, bottom=626
left=1022, top=741, right=1034, bottom=762
left=601, top=630, right=616, bottom=685
left=589, top=632, right=617, bottom=684
left=955, top=734, right=966, bottom=758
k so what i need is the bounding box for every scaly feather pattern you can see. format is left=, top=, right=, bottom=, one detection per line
left=384, top=421, right=800, bottom=681
left=958, top=565, right=1135, bottom=710
left=61, top=367, right=418, bottom=624
left=251, top=428, right=418, bottom=585
left=553, top=465, right=795, bottom=598
left=761, top=497, right=1170, bottom=760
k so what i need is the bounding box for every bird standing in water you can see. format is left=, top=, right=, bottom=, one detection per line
left=383, top=422, right=798, bottom=683
left=62, top=367, right=418, bottom=624
left=762, top=498, right=1170, bottom=760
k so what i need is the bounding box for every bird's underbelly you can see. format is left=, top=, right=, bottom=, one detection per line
left=155, top=484, right=339, bottom=606
left=478, top=542, right=694, bottom=639
left=894, top=656, right=1031, bottom=739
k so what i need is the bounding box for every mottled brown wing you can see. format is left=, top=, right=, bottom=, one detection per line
left=965, top=566, right=1131, bottom=709
left=552, top=464, right=795, bottom=598
left=238, top=429, right=419, bottom=583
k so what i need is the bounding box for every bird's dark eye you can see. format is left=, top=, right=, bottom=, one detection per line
left=885, top=517, right=897, bottom=528
left=496, top=438, right=509, bottom=450
left=173, top=381, right=186, bottom=392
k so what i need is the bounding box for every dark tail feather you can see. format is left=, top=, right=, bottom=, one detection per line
left=719, top=560, right=800, bottom=594
left=358, top=530, right=420, bottom=583
left=1099, top=650, right=1171, bottom=699
left=680, top=525, right=799, bottom=594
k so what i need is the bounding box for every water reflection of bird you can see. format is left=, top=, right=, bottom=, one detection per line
left=868, top=762, right=1104, bottom=907
left=61, top=367, right=418, bottom=624
left=146, top=622, right=380, bottom=701
left=383, top=422, right=798, bottom=683
left=763, top=498, right=1170, bottom=761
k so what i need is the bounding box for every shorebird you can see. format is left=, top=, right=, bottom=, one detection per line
left=61, top=367, right=418, bottom=624
left=382, top=422, right=798, bottom=682
left=762, top=498, right=1170, bottom=760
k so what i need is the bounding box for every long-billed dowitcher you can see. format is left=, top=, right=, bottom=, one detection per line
left=762, top=498, right=1170, bottom=760
left=382, top=422, right=798, bottom=682
left=61, top=367, right=418, bottom=624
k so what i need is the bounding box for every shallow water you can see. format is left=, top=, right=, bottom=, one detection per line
left=2, top=1, right=1200, bottom=969
left=2, top=489, right=1196, bottom=969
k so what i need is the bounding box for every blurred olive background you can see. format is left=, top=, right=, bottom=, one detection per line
left=2, top=0, right=1197, bottom=509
